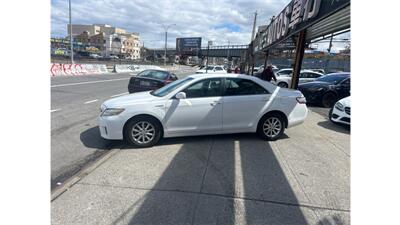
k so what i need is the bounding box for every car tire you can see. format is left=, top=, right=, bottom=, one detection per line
left=257, top=113, right=286, bottom=141
left=124, top=116, right=162, bottom=148
left=321, top=92, right=337, bottom=108
left=277, top=82, right=288, bottom=88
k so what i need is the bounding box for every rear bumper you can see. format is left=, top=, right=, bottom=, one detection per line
left=128, top=85, right=157, bottom=93
left=287, top=103, right=308, bottom=128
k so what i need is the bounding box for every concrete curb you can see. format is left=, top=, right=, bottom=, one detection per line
left=51, top=149, right=120, bottom=201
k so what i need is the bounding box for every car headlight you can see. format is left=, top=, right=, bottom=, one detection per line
left=101, top=108, right=125, bottom=117
left=334, top=102, right=344, bottom=111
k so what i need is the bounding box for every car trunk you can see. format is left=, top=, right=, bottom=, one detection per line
left=128, top=76, right=165, bottom=93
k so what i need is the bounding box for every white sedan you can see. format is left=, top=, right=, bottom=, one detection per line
left=273, top=70, right=324, bottom=88
left=329, top=96, right=350, bottom=125
left=98, top=74, right=308, bottom=147
left=196, top=65, right=227, bottom=74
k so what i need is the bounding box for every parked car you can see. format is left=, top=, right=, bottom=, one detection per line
left=90, top=53, right=101, bottom=59
left=128, top=69, right=178, bottom=93
left=253, top=65, right=278, bottom=73
left=99, top=74, right=308, bottom=147
left=109, top=55, right=119, bottom=59
left=276, top=68, right=293, bottom=76
left=273, top=70, right=324, bottom=88
left=309, top=69, right=325, bottom=74
left=196, top=65, right=227, bottom=74
left=329, top=96, right=351, bottom=125
left=298, top=72, right=350, bottom=108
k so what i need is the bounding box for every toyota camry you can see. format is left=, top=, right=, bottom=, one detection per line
left=98, top=74, right=308, bottom=147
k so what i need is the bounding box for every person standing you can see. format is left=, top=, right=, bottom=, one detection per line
left=259, top=65, right=277, bottom=82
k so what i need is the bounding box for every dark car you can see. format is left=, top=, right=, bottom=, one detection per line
left=128, top=69, right=178, bottom=93
left=298, top=72, right=350, bottom=107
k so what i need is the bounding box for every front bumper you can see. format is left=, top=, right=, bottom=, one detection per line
left=98, top=115, right=125, bottom=140
left=298, top=88, right=323, bottom=104
left=330, top=107, right=350, bottom=125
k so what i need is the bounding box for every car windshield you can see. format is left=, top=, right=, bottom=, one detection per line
left=151, top=77, right=194, bottom=97
left=316, top=74, right=349, bottom=84
left=138, top=70, right=169, bottom=80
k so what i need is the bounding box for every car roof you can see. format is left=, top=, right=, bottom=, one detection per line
left=187, top=73, right=256, bottom=80
left=324, top=72, right=350, bottom=77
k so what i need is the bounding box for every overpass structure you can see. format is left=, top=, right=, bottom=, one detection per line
left=248, top=0, right=350, bottom=89
left=144, top=45, right=249, bottom=59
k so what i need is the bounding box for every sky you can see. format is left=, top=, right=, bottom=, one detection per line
left=51, top=0, right=349, bottom=52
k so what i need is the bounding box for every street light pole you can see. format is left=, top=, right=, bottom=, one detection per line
left=69, top=0, right=74, bottom=64
left=162, top=24, right=176, bottom=66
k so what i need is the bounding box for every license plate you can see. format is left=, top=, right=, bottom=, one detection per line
left=140, top=81, right=151, bottom=86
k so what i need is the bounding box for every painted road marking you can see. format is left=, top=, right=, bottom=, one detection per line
left=111, top=92, right=129, bottom=98
left=51, top=78, right=130, bottom=88
left=51, top=109, right=61, bottom=113
left=84, top=99, right=99, bottom=104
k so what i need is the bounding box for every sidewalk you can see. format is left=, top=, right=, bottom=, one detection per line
left=51, top=111, right=350, bottom=225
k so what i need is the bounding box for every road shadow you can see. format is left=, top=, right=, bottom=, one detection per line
left=317, top=121, right=350, bottom=135
left=80, top=126, right=124, bottom=150
left=110, top=133, right=308, bottom=225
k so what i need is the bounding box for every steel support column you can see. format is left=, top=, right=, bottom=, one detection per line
left=290, top=30, right=307, bottom=89
left=263, top=50, right=269, bottom=68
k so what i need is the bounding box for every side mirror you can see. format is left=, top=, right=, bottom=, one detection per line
left=175, top=92, right=186, bottom=99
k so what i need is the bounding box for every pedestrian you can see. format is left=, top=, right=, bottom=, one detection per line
left=234, top=66, right=240, bottom=74
left=259, top=65, right=277, bottom=82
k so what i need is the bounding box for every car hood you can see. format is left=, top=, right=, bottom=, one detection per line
left=298, top=81, right=330, bottom=89
left=338, top=96, right=351, bottom=107
left=102, top=91, right=158, bottom=108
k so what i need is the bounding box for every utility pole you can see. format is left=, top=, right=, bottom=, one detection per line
left=250, top=11, right=258, bottom=42
left=162, top=24, right=176, bottom=66
left=69, top=0, right=74, bottom=64
left=206, top=40, right=212, bottom=73
left=327, top=33, right=334, bottom=53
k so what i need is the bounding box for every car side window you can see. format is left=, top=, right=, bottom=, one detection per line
left=215, top=67, right=223, bottom=71
left=171, top=73, right=178, bottom=80
left=312, top=73, right=322, bottom=78
left=341, top=78, right=350, bottom=85
left=223, top=78, right=268, bottom=96
left=183, top=78, right=222, bottom=98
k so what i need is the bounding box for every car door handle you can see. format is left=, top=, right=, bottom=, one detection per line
left=210, top=101, right=221, bottom=106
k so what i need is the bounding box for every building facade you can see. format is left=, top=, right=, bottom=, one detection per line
left=67, top=24, right=140, bottom=59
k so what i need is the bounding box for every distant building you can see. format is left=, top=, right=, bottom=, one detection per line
left=66, top=24, right=140, bottom=59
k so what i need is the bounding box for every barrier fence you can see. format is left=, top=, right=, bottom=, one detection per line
left=50, top=63, right=165, bottom=76
left=50, top=64, right=108, bottom=76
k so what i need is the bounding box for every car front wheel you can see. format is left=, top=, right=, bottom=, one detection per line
left=321, top=92, right=337, bottom=108
left=124, top=117, right=162, bottom=147
left=257, top=113, right=286, bottom=141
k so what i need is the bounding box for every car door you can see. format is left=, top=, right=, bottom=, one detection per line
left=164, top=78, right=223, bottom=135
left=336, top=78, right=351, bottom=99
left=222, top=78, right=270, bottom=131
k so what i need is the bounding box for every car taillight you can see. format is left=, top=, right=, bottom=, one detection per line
left=296, top=96, right=307, bottom=104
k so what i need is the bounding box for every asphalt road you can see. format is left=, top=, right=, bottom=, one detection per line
left=51, top=67, right=197, bottom=189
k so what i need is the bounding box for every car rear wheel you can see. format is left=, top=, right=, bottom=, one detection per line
left=321, top=92, right=337, bottom=108
left=278, top=82, right=288, bottom=88
left=125, top=117, right=162, bottom=147
left=257, top=113, right=286, bottom=141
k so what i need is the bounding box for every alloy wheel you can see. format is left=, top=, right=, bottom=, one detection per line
left=131, top=121, right=155, bottom=144
left=263, top=117, right=282, bottom=138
